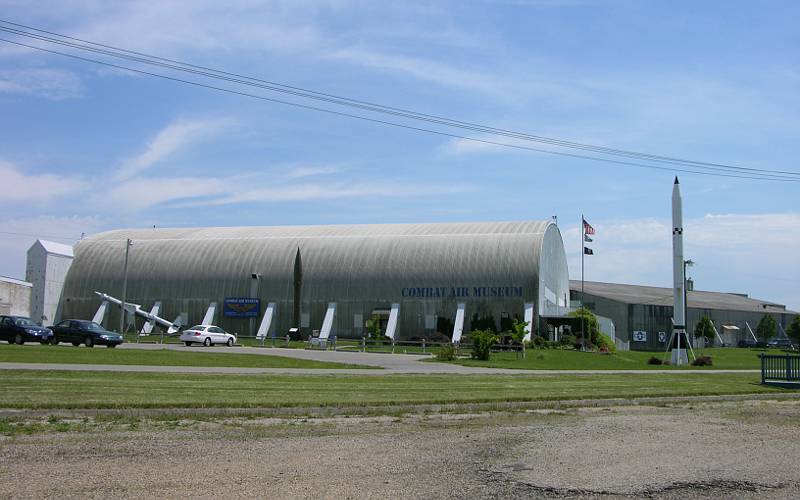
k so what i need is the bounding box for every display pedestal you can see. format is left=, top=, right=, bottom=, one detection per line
left=671, top=348, right=688, bottom=366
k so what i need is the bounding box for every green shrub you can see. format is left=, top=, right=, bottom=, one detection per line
left=568, top=307, right=600, bottom=346
left=365, top=316, right=383, bottom=345
left=436, top=343, right=457, bottom=361
left=559, top=334, right=576, bottom=348
left=470, top=329, right=499, bottom=361
left=647, top=356, right=663, bottom=365
left=531, top=336, right=546, bottom=349
left=691, top=355, right=713, bottom=366
left=595, top=333, right=616, bottom=353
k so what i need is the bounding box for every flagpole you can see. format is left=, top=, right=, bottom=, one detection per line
left=581, top=213, right=585, bottom=351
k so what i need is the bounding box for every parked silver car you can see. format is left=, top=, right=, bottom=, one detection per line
left=179, top=325, right=236, bottom=347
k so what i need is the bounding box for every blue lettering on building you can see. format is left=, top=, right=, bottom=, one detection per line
left=223, top=297, right=261, bottom=317
left=400, top=286, right=523, bottom=299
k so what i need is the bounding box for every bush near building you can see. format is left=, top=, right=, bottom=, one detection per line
left=568, top=307, right=615, bottom=351
left=470, top=329, right=499, bottom=361
left=694, top=316, right=715, bottom=344
left=756, top=314, right=777, bottom=342
left=787, top=316, right=800, bottom=343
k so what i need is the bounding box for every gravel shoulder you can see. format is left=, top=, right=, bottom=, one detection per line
left=1, top=399, right=798, bottom=499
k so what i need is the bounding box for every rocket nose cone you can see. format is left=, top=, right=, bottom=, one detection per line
left=674, top=176, right=679, bottom=185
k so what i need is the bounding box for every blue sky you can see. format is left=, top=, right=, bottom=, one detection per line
left=0, top=1, right=798, bottom=310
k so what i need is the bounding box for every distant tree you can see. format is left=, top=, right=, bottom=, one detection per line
left=508, top=319, right=529, bottom=359
left=756, top=314, right=777, bottom=342
left=365, top=316, right=383, bottom=344
left=694, top=316, right=716, bottom=344
left=787, top=316, right=800, bottom=343
left=568, top=307, right=601, bottom=348
left=509, top=319, right=529, bottom=344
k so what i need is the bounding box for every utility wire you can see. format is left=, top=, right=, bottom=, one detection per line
left=2, top=19, right=797, bottom=179
left=1, top=31, right=797, bottom=182
left=2, top=23, right=796, bottom=181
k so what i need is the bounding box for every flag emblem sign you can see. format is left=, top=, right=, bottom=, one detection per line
left=583, top=247, right=593, bottom=255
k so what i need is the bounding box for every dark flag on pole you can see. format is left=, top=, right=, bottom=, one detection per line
left=583, top=247, right=594, bottom=255
left=584, top=234, right=593, bottom=242
left=583, top=219, right=595, bottom=235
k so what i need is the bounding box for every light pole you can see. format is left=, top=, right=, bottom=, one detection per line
left=120, top=238, right=133, bottom=337
left=250, top=273, right=261, bottom=337
left=684, top=259, right=694, bottom=347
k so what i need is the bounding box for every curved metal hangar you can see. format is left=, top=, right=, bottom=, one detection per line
left=60, top=221, right=570, bottom=340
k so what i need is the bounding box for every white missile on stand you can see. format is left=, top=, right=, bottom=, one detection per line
left=671, top=177, right=688, bottom=366
left=93, top=291, right=182, bottom=334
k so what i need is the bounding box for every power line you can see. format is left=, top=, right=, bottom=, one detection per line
left=3, top=24, right=797, bottom=182
left=3, top=19, right=797, bottom=180
left=0, top=24, right=797, bottom=182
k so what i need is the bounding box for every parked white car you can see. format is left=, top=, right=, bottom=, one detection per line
left=179, top=325, right=236, bottom=347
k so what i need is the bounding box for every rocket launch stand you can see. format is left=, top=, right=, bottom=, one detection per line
left=664, top=326, right=695, bottom=366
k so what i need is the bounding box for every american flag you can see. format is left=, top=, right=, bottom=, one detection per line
left=583, top=218, right=595, bottom=235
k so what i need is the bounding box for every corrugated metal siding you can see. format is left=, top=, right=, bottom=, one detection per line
left=61, top=220, right=569, bottom=338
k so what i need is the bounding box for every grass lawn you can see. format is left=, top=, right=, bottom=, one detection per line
left=0, top=370, right=790, bottom=409
left=438, top=347, right=784, bottom=370
left=0, top=344, right=373, bottom=370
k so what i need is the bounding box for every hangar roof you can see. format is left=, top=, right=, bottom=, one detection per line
left=570, top=280, right=797, bottom=315
left=64, top=220, right=568, bottom=316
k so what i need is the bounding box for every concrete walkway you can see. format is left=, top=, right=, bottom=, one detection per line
left=0, top=342, right=760, bottom=375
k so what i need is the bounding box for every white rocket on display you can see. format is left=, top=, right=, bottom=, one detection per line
left=671, top=177, right=687, bottom=363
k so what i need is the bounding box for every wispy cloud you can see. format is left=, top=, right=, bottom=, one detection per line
left=327, top=47, right=507, bottom=96
left=0, top=68, right=82, bottom=100
left=203, top=181, right=474, bottom=206
left=93, top=176, right=231, bottom=212
left=114, top=118, right=234, bottom=181
left=282, top=164, right=346, bottom=180
left=0, top=160, right=86, bottom=202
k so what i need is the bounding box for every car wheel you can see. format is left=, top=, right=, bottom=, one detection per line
left=85, top=336, right=94, bottom=348
left=14, top=333, right=23, bottom=345
left=226, top=338, right=234, bottom=347
left=203, top=337, right=212, bottom=347
left=51, top=337, right=59, bottom=345
left=71, top=341, right=80, bottom=347
left=184, top=341, right=192, bottom=346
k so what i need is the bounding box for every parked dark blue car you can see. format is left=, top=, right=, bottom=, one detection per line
left=0, top=315, right=54, bottom=345
left=50, top=319, right=124, bottom=348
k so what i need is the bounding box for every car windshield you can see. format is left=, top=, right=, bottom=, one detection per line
left=79, top=321, right=104, bottom=331
left=188, top=325, right=205, bottom=331
left=14, top=318, right=35, bottom=327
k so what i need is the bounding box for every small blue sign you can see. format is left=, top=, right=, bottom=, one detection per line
left=223, top=297, right=261, bottom=317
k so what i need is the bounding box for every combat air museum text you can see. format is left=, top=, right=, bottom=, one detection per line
left=401, top=286, right=524, bottom=298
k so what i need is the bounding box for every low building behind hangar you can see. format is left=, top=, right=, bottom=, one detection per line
left=571, top=280, right=797, bottom=350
